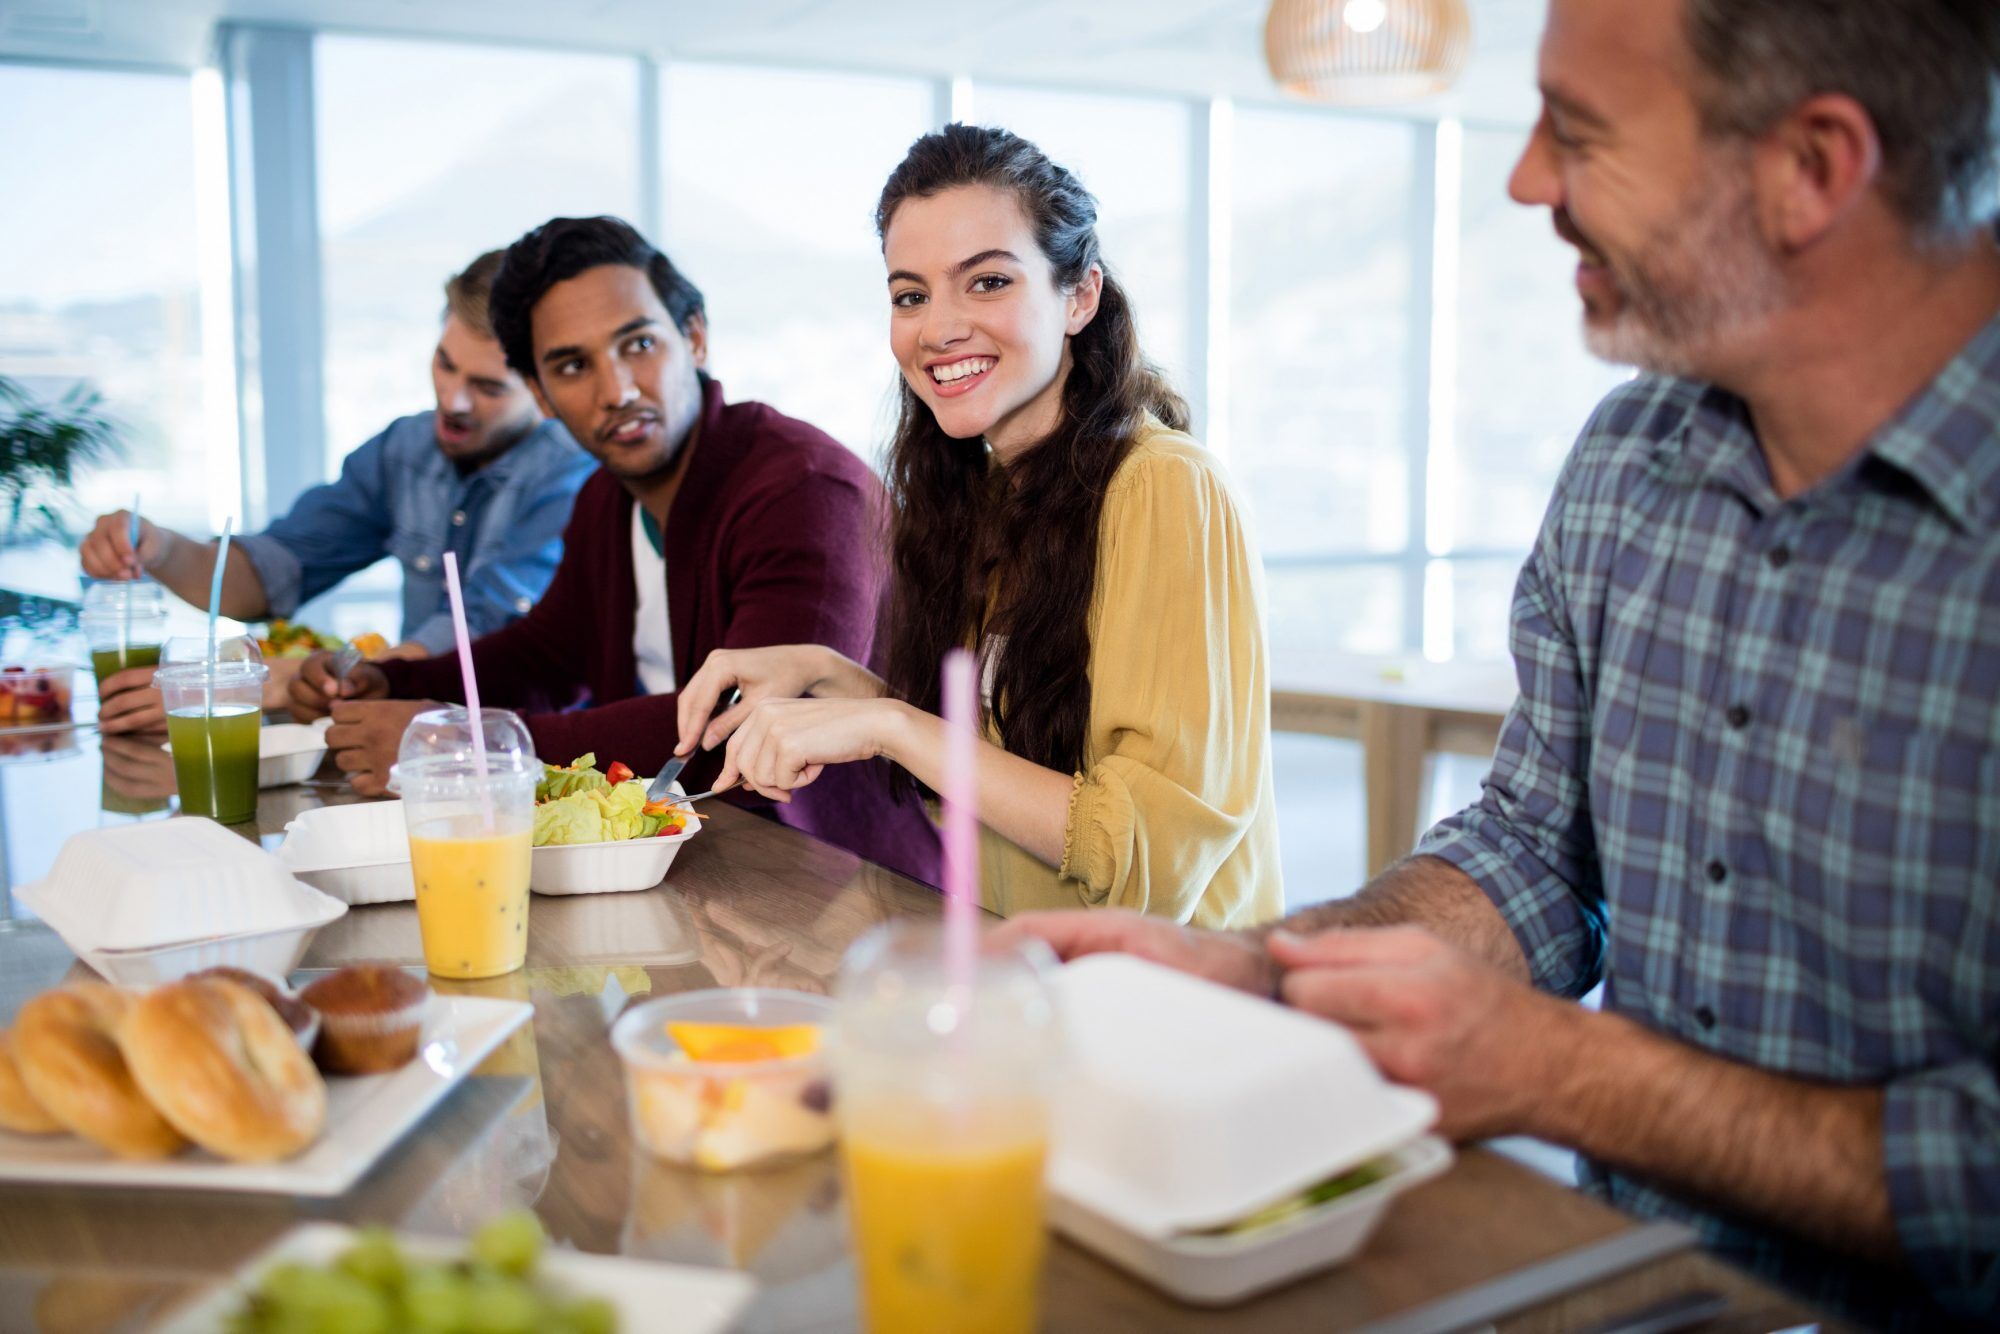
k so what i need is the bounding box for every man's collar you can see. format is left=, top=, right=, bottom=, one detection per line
left=1861, top=305, right=2000, bottom=535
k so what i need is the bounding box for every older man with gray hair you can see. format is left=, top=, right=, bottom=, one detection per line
left=1008, top=0, right=2000, bottom=1324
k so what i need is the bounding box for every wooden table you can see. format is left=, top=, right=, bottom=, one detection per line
left=1271, top=653, right=1520, bottom=878
left=0, top=728, right=1824, bottom=1332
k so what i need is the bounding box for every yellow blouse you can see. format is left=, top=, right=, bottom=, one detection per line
left=979, top=418, right=1284, bottom=928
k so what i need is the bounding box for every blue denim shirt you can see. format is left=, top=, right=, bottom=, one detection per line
left=236, top=412, right=594, bottom=651
left=1417, top=312, right=2000, bottom=1326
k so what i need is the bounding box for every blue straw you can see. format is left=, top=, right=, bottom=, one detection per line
left=207, top=519, right=233, bottom=700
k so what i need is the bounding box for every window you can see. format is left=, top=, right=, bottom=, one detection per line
left=663, top=64, right=933, bottom=460
left=0, top=64, right=224, bottom=537
left=1448, top=125, right=1630, bottom=554
left=315, top=35, right=641, bottom=473
left=1228, top=107, right=1420, bottom=653
left=972, top=87, right=1193, bottom=391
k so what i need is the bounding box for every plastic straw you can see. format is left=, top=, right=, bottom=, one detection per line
left=122, top=494, right=140, bottom=654
left=941, top=648, right=980, bottom=988
left=440, top=551, right=493, bottom=829
left=206, top=519, right=232, bottom=707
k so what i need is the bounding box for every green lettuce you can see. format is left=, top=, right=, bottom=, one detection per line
left=531, top=780, right=673, bottom=846
left=536, top=754, right=609, bottom=803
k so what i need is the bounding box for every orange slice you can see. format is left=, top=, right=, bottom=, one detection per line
left=666, top=1021, right=821, bottom=1063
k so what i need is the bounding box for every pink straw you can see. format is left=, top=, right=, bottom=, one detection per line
left=941, top=648, right=980, bottom=986
left=440, top=552, right=492, bottom=828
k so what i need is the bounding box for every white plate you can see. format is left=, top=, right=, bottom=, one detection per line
left=156, top=1221, right=757, bottom=1334
left=0, top=993, right=531, bottom=1195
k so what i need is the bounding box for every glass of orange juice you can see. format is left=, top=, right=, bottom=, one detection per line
left=391, top=707, right=538, bottom=980
left=831, top=922, right=1062, bottom=1334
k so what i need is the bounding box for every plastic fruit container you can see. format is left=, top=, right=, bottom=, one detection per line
left=612, top=989, right=835, bottom=1172
left=0, top=664, right=74, bottom=726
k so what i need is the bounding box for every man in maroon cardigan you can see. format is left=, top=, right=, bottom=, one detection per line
left=289, top=216, right=939, bottom=885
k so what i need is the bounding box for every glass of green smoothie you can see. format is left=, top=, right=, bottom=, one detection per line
left=80, top=580, right=169, bottom=687
left=156, top=638, right=268, bottom=824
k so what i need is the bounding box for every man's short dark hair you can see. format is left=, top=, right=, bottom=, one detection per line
left=489, top=217, right=707, bottom=379
left=1685, top=0, right=2000, bottom=236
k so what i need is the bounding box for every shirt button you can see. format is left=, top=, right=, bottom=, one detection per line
left=1705, top=860, right=1727, bottom=883
left=451, top=510, right=467, bottom=527
left=1766, top=545, right=1792, bottom=569
left=1695, top=1005, right=1717, bottom=1029
left=1726, top=704, right=1751, bottom=730
left=515, top=598, right=532, bottom=613
left=414, top=555, right=433, bottom=572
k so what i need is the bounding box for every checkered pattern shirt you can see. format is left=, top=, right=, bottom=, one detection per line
left=1417, top=314, right=2000, bottom=1326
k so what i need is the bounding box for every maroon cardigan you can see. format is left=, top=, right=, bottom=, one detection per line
left=381, top=377, right=941, bottom=886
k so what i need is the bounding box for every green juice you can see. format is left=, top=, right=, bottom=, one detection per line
left=166, top=705, right=261, bottom=823
left=91, top=642, right=162, bottom=686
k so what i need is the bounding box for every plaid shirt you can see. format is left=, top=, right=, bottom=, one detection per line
left=1418, top=313, right=2000, bottom=1326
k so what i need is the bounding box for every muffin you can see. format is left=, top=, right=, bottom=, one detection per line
left=189, top=966, right=316, bottom=1042
left=299, top=965, right=429, bottom=1074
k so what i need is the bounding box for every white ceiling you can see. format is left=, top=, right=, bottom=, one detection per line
left=0, top=0, right=1550, bottom=122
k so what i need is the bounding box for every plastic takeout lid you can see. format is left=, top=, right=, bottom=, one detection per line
left=277, top=800, right=411, bottom=872
left=393, top=706, right=537, bottom=780
left=162, top=634, right=265, bottom=667
left=1045, top=955, right=1437, bottom=1239
left=16, top=817, right=347, bottom=953
left=613, top=989, right=833, bottom=1075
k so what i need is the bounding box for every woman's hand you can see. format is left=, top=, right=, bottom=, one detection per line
left=95, top=668, right=166, bottom=735
left=713, top=697, right=913, bottom=803
left=676, top=645, right=882, bottom=757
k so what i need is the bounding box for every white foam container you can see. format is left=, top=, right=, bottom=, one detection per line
left=274, top=800, right=416, bottom=905
left=15, top=818, right=347, bottom=986
left=161, top=718, right=331, bottom=789
left=16, top=818, right=347, bottom=952
left=531, top=821, right=698, bottom=895
left=1044, top=956, right=1443, bottom=1301
left=1048, top=1135, right=1452, bottom=1306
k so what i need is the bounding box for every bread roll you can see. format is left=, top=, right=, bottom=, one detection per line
left=13, top=983, right=185, bottom=1159
left=0, top=1028, right=62, bottom=1134
left=120, top=978, right=326, bottom=1162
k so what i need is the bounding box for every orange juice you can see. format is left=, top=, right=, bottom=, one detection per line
left=841, top=1102, right=1048, bottom=1334
left=409, top=829, right=531, bottom=979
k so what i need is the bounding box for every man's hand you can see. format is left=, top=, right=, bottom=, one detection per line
left=95, top=667, right=167, bottom=735
left=289, top=649, right=390, bottom=722
left=78, top=510, right=165, bottom=582
left=325, top=698, right=438, bottom=796
left=993, top=910, right=1280, bottom=998
left=1269, top=926, right=1575, bottom=1141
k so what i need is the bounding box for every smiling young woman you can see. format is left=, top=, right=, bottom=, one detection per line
left=673, top=125, right=1282, bottom=927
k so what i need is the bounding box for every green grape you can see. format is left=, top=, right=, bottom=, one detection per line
left=463, top=1276, right=544, bottom=1334
left=309, top=1274, right=392, bottom=1334
left=400, top=1265, right=470, bottom=1333
left=470, top=1211, right=545, bottom=1277
left=335, top=1227, right=406, bottom=1289
left=558, top=1295, right=620, bottom=1334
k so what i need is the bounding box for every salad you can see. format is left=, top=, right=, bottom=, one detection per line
left=533, top=754, right=695, bottom=847
left=257, top=619, right=390, bottom=661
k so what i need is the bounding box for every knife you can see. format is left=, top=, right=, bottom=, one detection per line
left=646, top=753, right=689, bottom=803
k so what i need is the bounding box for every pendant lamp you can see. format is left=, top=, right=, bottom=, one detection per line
left=1264, top=0, right=1472, bottom=103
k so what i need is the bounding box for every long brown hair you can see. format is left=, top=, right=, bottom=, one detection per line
left=876, top=124, right=1188, bottom=778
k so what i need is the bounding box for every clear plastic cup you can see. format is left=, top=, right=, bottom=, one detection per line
left=80, top=580, right=169, bottom=687
left=830, top=922, right=1063, bottom=1334
left=390, top=707, right=538, bottom=980
left=155, top=649, right=269, bottom=824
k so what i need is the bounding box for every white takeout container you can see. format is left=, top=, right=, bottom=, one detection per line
left=275, top=800, right=416, bottom=905
left=160, top=718, right=331, bottom=789
left=1047, top=955, right=1438, bottom=1238
left=1048, top=1134, right=1453, bottom=1306
left=16, top=820, right=346, bottom=986
left=531, top=821, right=699, bottom=895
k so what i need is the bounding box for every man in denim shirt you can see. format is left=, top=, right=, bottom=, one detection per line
left=82, top=250, right=593, bottom=732
left=1011, top=0, right=2000, bottom=1325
